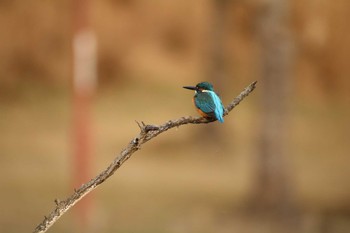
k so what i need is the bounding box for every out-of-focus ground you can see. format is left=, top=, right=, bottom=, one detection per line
left=1, top=1, right=350, bottom=233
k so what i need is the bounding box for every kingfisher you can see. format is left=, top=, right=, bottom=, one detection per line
left=183, top=82, right=225, bottom=123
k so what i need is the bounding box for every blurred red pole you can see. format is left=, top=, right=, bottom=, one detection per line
left=72, top=0, right=97, bottom=231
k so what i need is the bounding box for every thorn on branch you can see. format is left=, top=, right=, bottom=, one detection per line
left=54, top=199, right=60, bottom=206
left=135, top=120, right=149, bottom=133
left=136, top=120, right=159, bottom=134
left=135, top=120, right=142, bottom=130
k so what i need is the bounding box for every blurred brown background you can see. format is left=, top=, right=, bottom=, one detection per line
left=1, top=1, right=350, bottom=233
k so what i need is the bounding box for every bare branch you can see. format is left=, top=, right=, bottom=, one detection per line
left=33, top=81, right=257, bottom=233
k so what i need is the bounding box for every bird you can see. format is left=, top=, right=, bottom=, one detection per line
left=183, top=82, right=224, bottom=123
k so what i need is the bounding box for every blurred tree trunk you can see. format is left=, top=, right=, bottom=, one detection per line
left=253, top=0, right=297, bottom=223
left=206, top=0, right=227, bottom=86
left=198, top=0, right=228, bottom=146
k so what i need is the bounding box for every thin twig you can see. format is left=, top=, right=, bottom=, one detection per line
left=33, top=81, right=257, bottom=233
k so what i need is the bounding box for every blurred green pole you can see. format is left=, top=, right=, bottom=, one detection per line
left=72, top=0, right=97, bottom=231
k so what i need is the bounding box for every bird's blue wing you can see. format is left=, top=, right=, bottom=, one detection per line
left=194, top=92, right=215, bottom=113
left=195, top=92, right=224, bottom=123
left=209, top=92, right=224, bottom=123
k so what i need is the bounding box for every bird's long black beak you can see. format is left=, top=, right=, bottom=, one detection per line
left=183, top=86, right=196, bottom=90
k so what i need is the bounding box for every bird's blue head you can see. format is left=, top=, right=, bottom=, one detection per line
left=196, top=82, right=214, bottom=91
left=183, top=82, right=215, bottom=93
